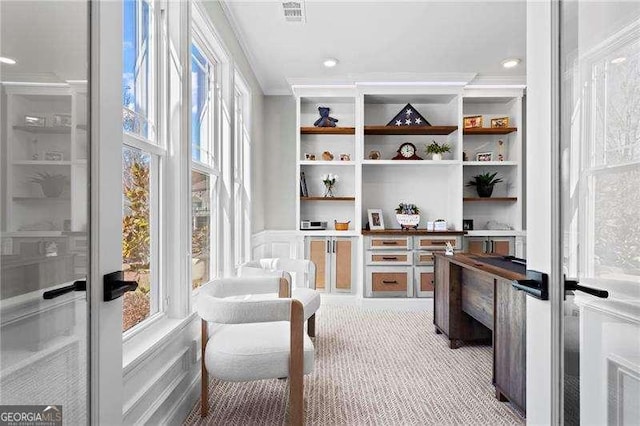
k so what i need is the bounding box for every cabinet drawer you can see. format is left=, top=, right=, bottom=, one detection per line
left=368, top=237, right=411, bottom=250
left=367, top=251, right=412, bottom=266
left=372, top=272, right=408, bottom=292
left=417, top=236, right=461, bottom=250
left=415, top=251, right=435, bottom=266
left=366, top=266, right=413, bottom=297
left=415, top=266, right=435, bottom=297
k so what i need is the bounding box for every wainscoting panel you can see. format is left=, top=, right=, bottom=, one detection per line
left=251, top=231, right=305, bottom=261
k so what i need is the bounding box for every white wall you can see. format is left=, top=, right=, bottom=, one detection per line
left=262, top=95, right=297, bottom=230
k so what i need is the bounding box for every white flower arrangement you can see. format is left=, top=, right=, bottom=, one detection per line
left=322, top=174, right=339, bottom=185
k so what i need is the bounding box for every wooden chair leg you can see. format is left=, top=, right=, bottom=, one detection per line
left=201, top=319, right=209, bottom=418
left=307, top=314, right=316, bottom=338
left=290, top=300, right=304, bottom=426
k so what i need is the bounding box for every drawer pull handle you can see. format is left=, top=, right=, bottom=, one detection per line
left=382, top=256, right=398, bottom=260
left=382, top=280, right=398, bottom=284
left=381, top=241, right=398, bottom=245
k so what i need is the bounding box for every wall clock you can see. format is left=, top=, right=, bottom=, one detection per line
left=392, top=142, right=423, bottom=160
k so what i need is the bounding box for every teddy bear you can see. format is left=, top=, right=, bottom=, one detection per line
left=314, top=107, right=339, bottom=127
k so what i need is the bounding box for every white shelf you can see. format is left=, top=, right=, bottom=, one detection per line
left=465, top=230, right=526, bottom=237
left=13, top=160, right=72, bottom=166
left=463, top=161, right=517, bottom=166
left=362, top=160, right=460, bottom=166
left=300, top=161, right=355, bottom=166
left=298, top=230, right=360, bottom=237
left=3, top=231, right=65, bottom=237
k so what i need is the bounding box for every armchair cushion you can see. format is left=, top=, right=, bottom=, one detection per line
left=292, top=288, right=321, bottom=320
left=205, top=321, right=314, bottom=382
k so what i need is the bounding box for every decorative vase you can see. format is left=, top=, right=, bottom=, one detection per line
left=432, top=153, right=442, bottom=161
left=40, top=181, right=64, bottom=198
left=396, top=214, right=420, bottom=230
left=476, top=185, right=494, bottom=198
left=323, top=183, right=334, bottom=198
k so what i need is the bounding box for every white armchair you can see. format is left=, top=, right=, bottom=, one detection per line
left=238, top=258, right=321, bottom=337
left=197, top=276, right=314, bottom=425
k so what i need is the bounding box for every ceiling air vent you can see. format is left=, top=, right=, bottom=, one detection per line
left=282, top=1, right=306, bottom=23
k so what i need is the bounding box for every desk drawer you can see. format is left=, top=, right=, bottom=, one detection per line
left=415, top=251, right=435, bottom=266
left=367, top=251, right=412, bottom=266
left=368, top=237, right=411, bottom=250
left=417, top=236, right=461, bottom=250
left=367, top=266, right=413, bottom=297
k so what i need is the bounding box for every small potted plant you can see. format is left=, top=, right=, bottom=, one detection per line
left=322, top=173, right=338, bottom=197
left=425, top=140, right=451, bottom=161
left=467, top=172, right=503, bottom=198
left=30, top=172, right=68, bottom=198
left=395, top=203, right=420, bottom=230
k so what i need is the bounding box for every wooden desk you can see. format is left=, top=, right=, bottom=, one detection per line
left=433, top=253, right=527, bottom=416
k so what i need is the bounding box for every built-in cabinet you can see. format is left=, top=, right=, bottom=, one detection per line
left=293, top=84, right=526, bottom=299
left=306, top=237, right=356, bottom=293
left=365, top=232, right=463, bottom=298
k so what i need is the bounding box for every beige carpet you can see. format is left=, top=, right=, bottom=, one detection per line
left=184, top=305, right=524, bottom=425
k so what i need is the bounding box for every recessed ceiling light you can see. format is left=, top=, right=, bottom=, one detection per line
left=501, top=58, right=520, bottom=69
left=323, top=58, right=338, bottom=68
left=611, top=57, right=626, bottom=64
left=0, top=56, right=16, bottom=65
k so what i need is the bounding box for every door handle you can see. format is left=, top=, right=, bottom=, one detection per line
left=43, top=280, right=86, bottom=299
left=332, top=240, right=336, bottom=253
left=565, top=278, right=608, bottom=299
left=104, top=271, right=138, bottom=301
left=512, top=270, right=549, bottom=300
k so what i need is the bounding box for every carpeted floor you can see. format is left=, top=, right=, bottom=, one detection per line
left=184, top=305, right=524, bottom=425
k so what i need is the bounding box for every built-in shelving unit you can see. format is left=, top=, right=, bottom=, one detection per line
left=3, top=82, right=88, bottom=236
left=294, top=84, right=526, bottom=299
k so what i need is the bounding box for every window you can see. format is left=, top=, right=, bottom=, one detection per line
left=190, top=41, right=218, bottom=289
left=233, top=73, right=251, bottom=266
left=122, top=0, right=162, bottom=332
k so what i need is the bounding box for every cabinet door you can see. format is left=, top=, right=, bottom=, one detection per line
left=415, top=266, right=435, bottom=298
left=333, top=238, right=354, bottom=292
left=307, top=238, right=329, bottom=291
left=489, top=238, right=514, bottom=256
left=466, top=237, right=487, bottom=254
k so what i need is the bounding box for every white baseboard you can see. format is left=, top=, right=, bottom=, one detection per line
left=162, top=372, right=201, bottom=426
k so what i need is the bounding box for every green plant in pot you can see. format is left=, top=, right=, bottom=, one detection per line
left=30, top=172, right=68, bottom=198
left=467, top=172, right=503, bottom=198
left=425, top=140, right=451, bottom=160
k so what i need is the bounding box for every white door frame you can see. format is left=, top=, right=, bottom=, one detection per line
left=526, top=1, right=562, bottom=424
left=90, top=1, right=124, bottom=424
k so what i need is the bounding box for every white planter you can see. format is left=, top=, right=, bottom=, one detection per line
left=432, top=153, right=443, bottom=161
left=396, top=214, right=420, bottom=230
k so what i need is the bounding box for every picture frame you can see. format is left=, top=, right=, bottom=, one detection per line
left=367, top=209, right=385, bottom=230
left=24, top=115, right=46, bottom=127
left=339, top=153, right=351, bottom=161
left=463, top=219, right=474, bottom=231
left=476, top=152, right=493, bottom=162
left=44, top=151, right=64, bottom=161
left=304, top=153, right=316, bottom=161
left=490, top=117, right=510, bottom=128
left=463, top=115, right=483, bottom=129
left=52, top=113, right=72, bottom=128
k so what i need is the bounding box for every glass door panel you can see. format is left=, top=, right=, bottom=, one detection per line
left=560, top=2, right=640, bottom=424
left=0, top=1, right=89, bottom=423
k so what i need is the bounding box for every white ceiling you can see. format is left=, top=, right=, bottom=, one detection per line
left=222, top=1, right=527, bottom=95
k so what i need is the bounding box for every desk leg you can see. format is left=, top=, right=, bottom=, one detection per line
left=435, top=328, right=442, bottom=334
left=449, top=339, right=463, bottom=349
left=495, top=389, right=508, bottom=402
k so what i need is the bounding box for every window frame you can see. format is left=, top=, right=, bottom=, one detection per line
left=122, top=0, right=167, bottom=338
left=233, top=71, right=252, bottom=267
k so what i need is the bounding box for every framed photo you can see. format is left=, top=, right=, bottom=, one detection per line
left=52, top=113, right=72, bottom=128
left=367, top=209, right=385, bottom=230
left=45, top=151, right=64, bottom=161
left=463, top=115, right=483, bottom=129
left=304, top=153, right=316, bottom=161
left=490, top=117, right=510, bottom=128
left=24, top=115, right=46, bottom=127
left=476, top=152, right=493, bottom=162
left=463, top=219, right=474, bottom=231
